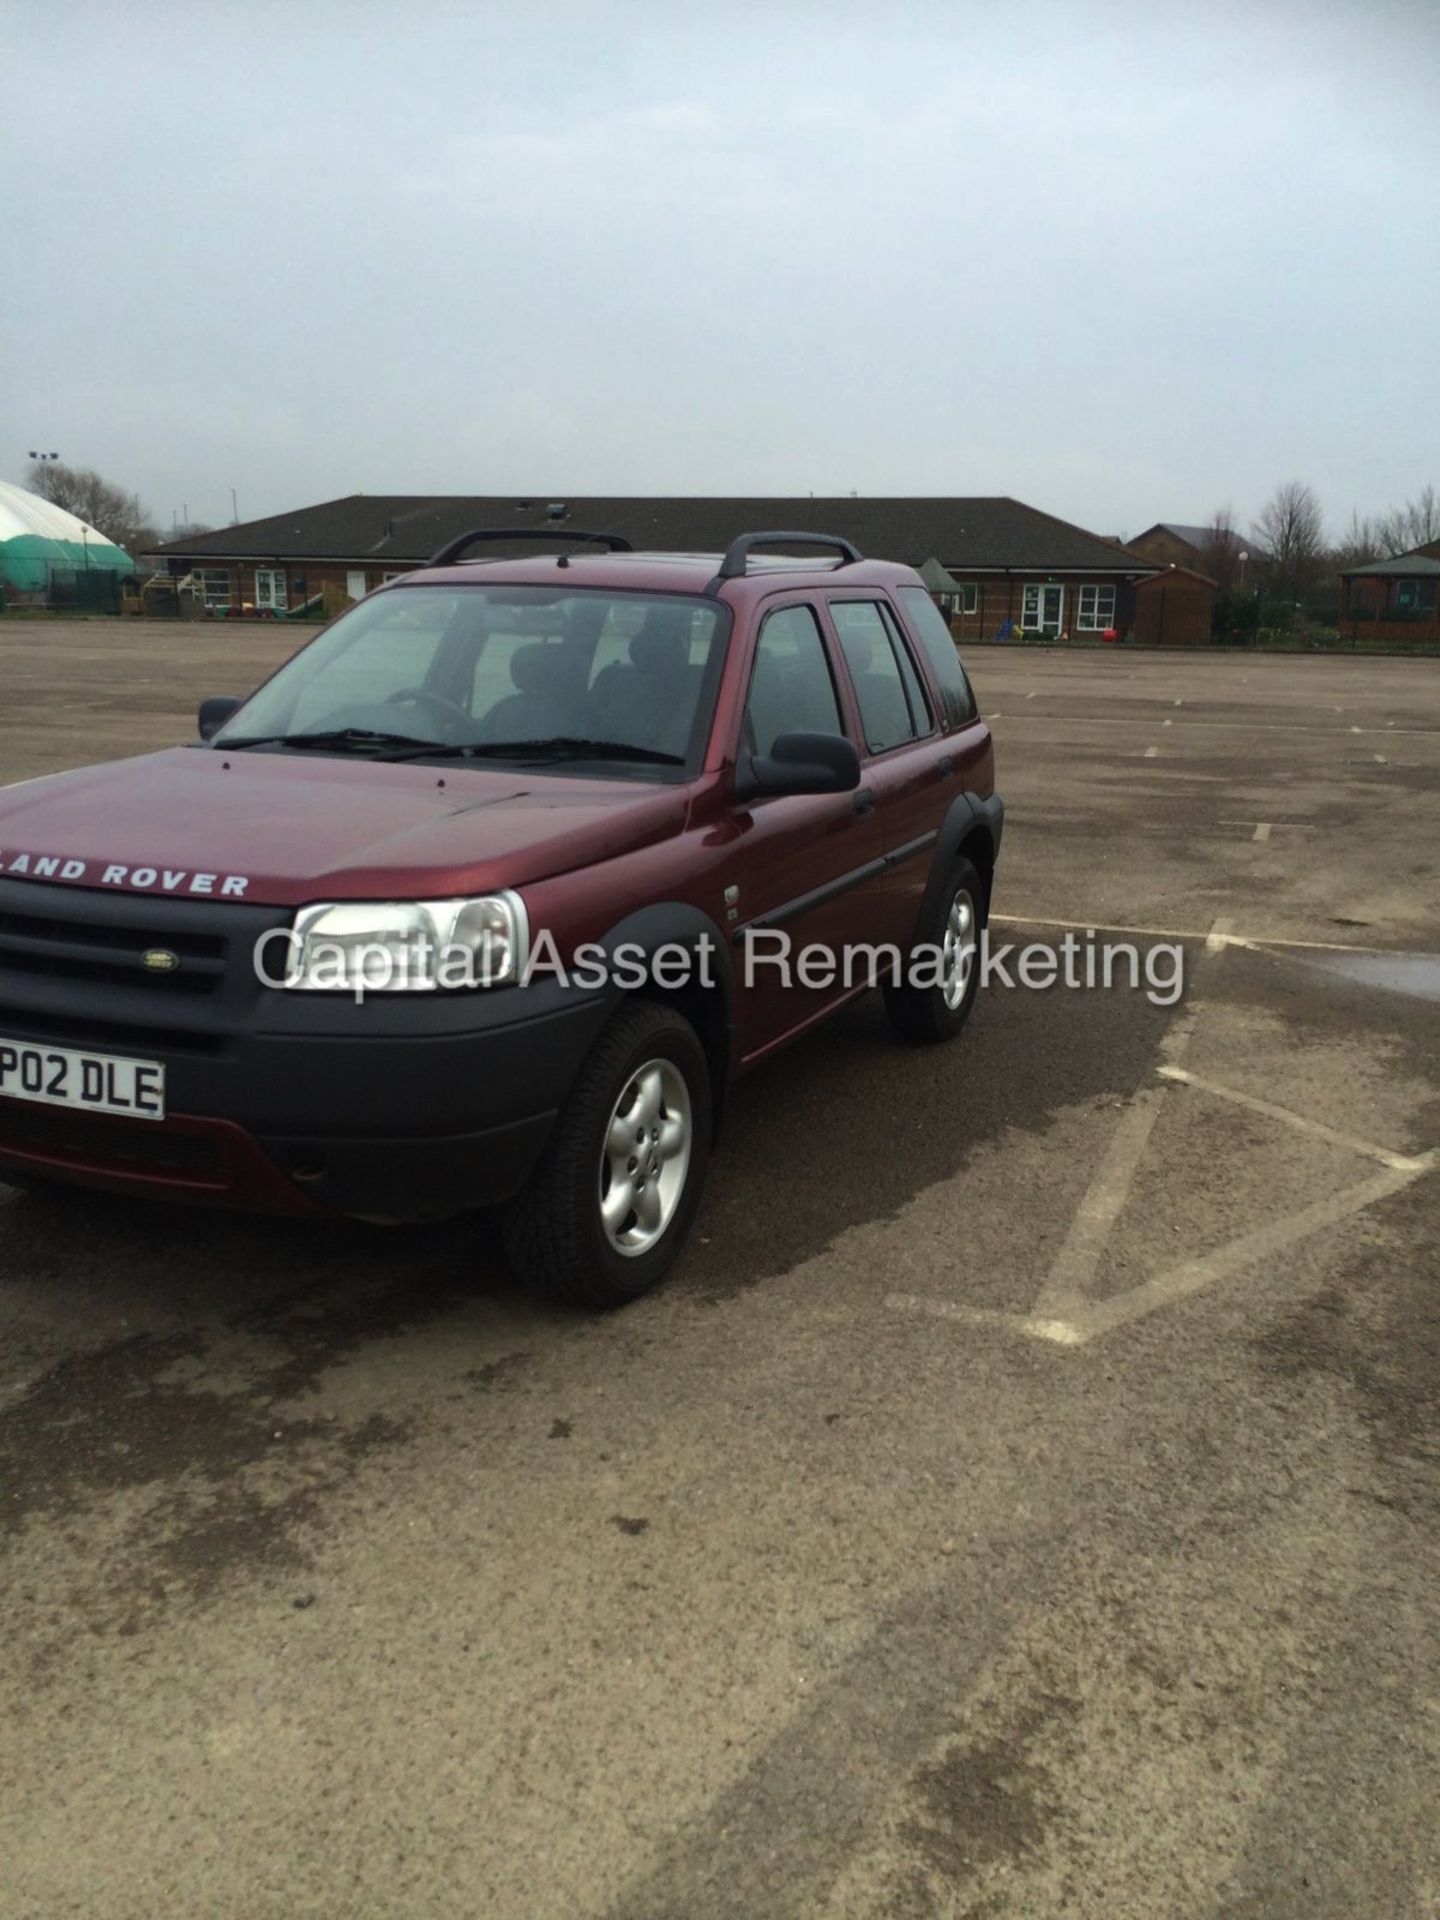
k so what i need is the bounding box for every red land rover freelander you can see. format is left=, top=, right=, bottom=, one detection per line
left=0, top=530, right=1002, bottom=1306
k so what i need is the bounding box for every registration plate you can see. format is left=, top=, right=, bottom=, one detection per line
left=0, top=1038, right=166, bottom=1122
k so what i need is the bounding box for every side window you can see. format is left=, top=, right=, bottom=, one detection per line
left=896, top=587, right=979, bottom=726
left=877, top=602, right=933, bottom=738
left=830, top=601, right=926, bottom=755
left=743, top=605, right=844, bottom=758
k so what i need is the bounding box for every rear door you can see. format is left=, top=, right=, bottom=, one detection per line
left=725, top=596, right=884, bottom=1062
left=824, top=595, right=953, bottom=943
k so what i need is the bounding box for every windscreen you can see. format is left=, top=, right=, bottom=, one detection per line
left=216, top=584, right=727, bottom=769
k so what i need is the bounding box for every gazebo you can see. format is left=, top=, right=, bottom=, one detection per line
left=1339, top=545, right=1440, bottom=645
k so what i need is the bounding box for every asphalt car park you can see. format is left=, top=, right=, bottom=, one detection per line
left=1, top=620, right=1437, bottom=1918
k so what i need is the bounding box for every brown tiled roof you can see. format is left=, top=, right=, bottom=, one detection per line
left=146, top=495, right=1156, bottom=575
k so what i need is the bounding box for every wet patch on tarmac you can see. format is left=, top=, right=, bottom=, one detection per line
left=892, top=1695, right=1076, bottom=1907
left=1303, top=949, right=1440, bottom=1003
left=0, top=1321, right=416, bottom=1593
left=1250, top=1178, right=1439, bottom=1524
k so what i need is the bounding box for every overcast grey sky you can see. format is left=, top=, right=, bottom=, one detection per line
left=3, top=0, right=1436, bottom=541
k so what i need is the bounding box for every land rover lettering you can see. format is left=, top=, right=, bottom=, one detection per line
left=0, top=852, right=249, bottom=895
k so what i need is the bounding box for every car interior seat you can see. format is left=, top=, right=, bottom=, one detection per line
left=480, top=643, right=579, bottom=741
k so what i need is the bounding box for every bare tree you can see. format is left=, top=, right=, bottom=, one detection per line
left=1253, top=480, right=1325, bottom=607
left=1375, top=484, right=1439, bottom=557
left=1197, top=506, right=1245, bottom=592
left=1332, top=509, right=1385, bottom=572
left=24, top=460, right=154, bottom=555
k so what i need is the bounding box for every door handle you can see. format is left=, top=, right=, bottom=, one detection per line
left=938, top=754, right=956, bottom=778
left=854, top=788, right=875, bottom=814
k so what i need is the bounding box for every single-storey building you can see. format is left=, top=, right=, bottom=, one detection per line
left=144, top=494, right=1214, bottom=644
left=1339, top=541, right=1440, bottom=644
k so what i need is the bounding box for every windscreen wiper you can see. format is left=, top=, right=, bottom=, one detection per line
left=389, top=736, right=686, bottom=767
left=216, top=727, right=444, bottom=755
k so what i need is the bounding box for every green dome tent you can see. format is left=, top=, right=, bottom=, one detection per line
left=0, top=479, right=135, bottom=597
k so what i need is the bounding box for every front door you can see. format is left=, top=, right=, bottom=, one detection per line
left=255, top=568, right=287, bottom=612
left=1023, top=582, right=1064, bottom=634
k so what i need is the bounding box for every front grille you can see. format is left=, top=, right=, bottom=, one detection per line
left=0, top=877, right=290, bottom=1054
left=0, top=1100, right=225, bottom=1179
left=0, top=1002, right=226, bottom=1055
left=0, top=903, right=228, bottom=995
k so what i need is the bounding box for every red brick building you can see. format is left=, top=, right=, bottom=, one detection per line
left=145, top=493, right=1170, bottom=639
left=145, top=494, right=1229, bottom=644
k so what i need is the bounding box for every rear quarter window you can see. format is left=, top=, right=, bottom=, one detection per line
left=896, top=587, right=978, bottom=727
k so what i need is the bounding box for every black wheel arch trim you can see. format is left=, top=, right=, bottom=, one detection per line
left=918, top=791, right=1005, bottom=932
left=941, top=791, right=1004, bottom=869
left=588, top=900, right=738, bottom=1105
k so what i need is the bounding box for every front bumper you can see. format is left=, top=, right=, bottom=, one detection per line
left=0, top=879, right=610, bottom=1220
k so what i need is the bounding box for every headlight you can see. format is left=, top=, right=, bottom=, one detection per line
left=284, top=891, right=528, bottom=992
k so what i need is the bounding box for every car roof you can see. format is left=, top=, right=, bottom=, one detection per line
left=393, top=549, right=925, bottom=600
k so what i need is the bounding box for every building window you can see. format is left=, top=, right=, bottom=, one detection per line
left=942, top=586, right=979, bottom=615
left=1395, top=579, right=1436, bottom=615
left=255, top=568, right=288, bottom=611
left=193, top=568, right=232, bottom=609
left=1076, top=584, right=1117, bottom=631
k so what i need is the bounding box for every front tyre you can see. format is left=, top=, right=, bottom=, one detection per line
left=503, top=1001, right=712, bottom=1309
left=883, top=856, right=986, bottom=1044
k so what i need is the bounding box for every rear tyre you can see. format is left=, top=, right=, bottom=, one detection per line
left=883, top=856, right=986, bottom=1044
left=503, top=1000, right=712, bottom=1310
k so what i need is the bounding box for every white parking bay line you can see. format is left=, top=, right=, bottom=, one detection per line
left=1205, top=915, right=1234, bottom=955
left=991, top=914, right=1395, bottom=956
left=886, top=1294, right=1086, bottom=1346
left=891, top=1153, right=1436, bottom=1351
left=1029, top=1010, right=1197, bottom=1319
left=982, top=714, right=1439, bottom=738
left=1144, top=745, right=1159, bottom=758
left=1253, top=821, right=1272, bottom=841
left=1156, top=1066, right=1430, bottom=1171
left=1070, top=1158, right=1434, bottom=1343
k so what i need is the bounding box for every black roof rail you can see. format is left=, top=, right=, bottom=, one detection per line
left=705, top=529, right=863, bottom=595
left=427, top=527, right=634, bottom=567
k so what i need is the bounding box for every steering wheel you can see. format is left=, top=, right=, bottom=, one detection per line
left=385, top=687, right=472, bottom=735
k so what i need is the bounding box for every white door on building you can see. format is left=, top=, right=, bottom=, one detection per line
left=255, top=568, right=287, bottom=612
left=346, top=571, right=368, bottom=600
left=1022, top=582, right=1065, bottom=633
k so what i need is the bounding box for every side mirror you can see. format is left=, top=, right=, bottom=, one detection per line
left=739, top=731, right=861, bottom=800
left=198, top=695, right=243, bottom=741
